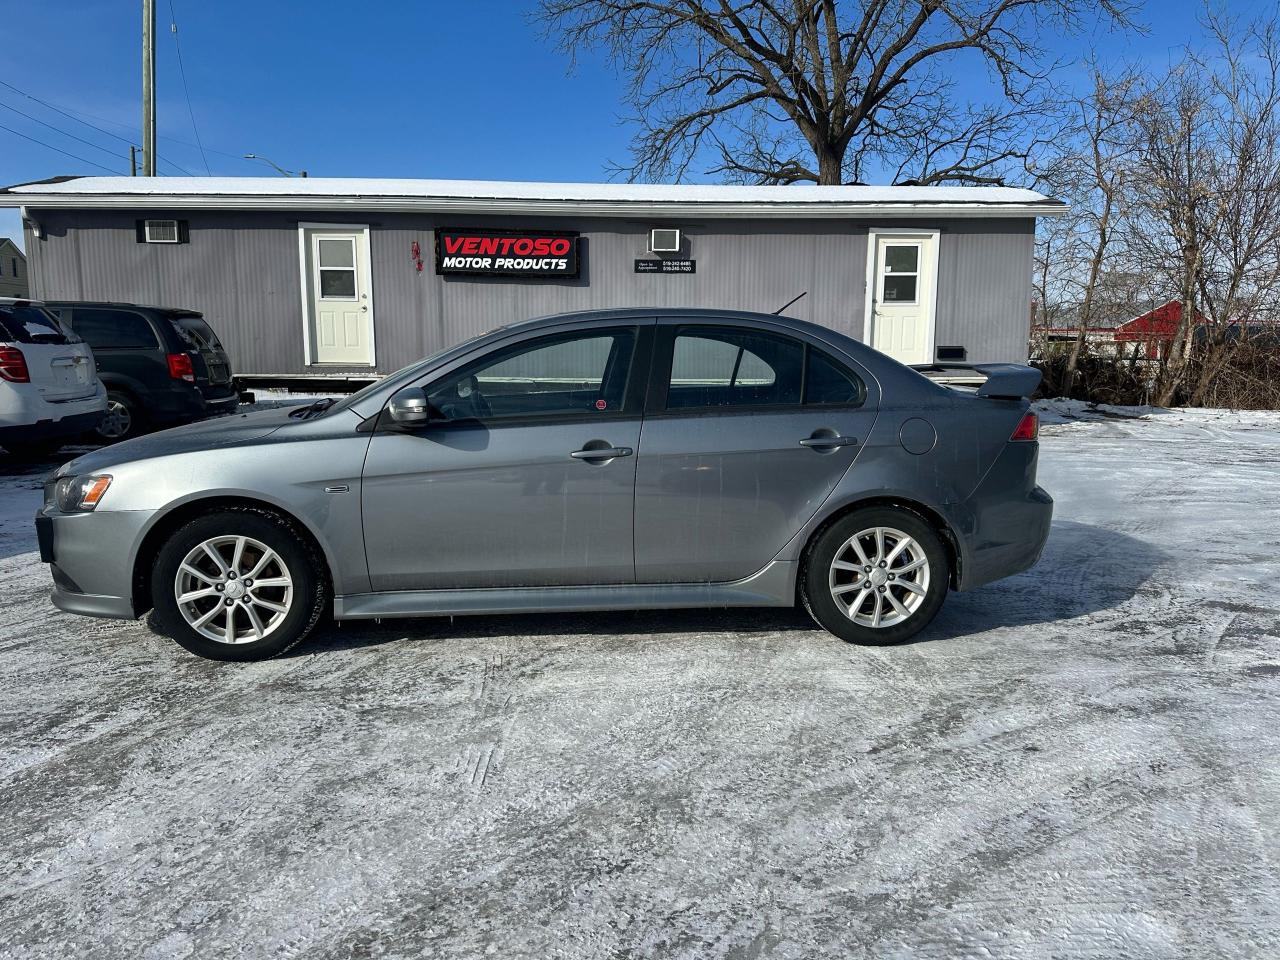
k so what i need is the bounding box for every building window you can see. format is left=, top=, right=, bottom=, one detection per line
left=135, top=219, right=189, bottom=244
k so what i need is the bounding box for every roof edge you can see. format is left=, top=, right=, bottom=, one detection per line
left=0, top=193, right=1066, bottom=218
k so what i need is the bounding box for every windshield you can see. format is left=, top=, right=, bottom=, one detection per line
left=0, top=304, right=81, bottom=345
left=169, top=314, right=223, bottom=350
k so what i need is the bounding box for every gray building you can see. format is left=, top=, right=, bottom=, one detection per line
left=1, top=177, right=1064, bottom=382
left=0, top=236, right=28, bottom=298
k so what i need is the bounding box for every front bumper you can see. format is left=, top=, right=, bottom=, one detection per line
left=36, top=507, right=149, bottom=620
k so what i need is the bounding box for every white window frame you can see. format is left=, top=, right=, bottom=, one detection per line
left=297, top=222, right=376, bottom=367
left=312, top=235, right=360, bottom=302
left=862, top=227, right=941, bottom=361
left=878, top=241, right=922, bottom=306
left=143, top=219, right=180, bottom=243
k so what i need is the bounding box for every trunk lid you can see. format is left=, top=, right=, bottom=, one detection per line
left=0, top=302, right=99, bottom=401
left=167, top=312, right=234, bottom=392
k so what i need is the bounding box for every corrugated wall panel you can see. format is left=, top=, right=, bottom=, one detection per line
left=24, top=209, right=1033, bottom=375
left=934, top=218, right=1034, bottom=363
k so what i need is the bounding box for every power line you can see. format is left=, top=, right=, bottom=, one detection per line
left=0, top=77, right=208, bottom=174
left=0, top=121, right=126, bottom=175
left=168, top=0, right=210, bottom=175
left=0, top=99, right=133, bottom=165
left=0, top=78, right=193, bottom=176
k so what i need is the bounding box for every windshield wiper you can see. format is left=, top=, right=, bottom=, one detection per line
left=289, top=397, right=337, bottom=420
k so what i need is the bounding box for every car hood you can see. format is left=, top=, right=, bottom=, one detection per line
left=59, top=407, right=297, bottom=476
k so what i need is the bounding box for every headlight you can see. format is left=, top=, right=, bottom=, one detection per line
left=54, top=475, right=113, bottom=512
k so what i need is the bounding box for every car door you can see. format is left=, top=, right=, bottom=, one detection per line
left=633, top=322, right=878, bottom=584
left=361, top=324, right=651, bottom=591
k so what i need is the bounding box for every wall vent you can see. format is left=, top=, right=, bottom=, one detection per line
left=649, top=228, right=682, bottom=253
left=144, top=219, right=179, bottom=243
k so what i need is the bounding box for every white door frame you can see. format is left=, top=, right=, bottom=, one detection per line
left=862, top=227, right=940, bottom=363
left=297, top=222, right=377, bottom=366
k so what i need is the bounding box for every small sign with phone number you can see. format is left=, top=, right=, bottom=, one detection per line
left=635, top=259, right=696, bottom=274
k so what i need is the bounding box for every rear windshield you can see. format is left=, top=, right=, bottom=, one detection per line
left=169, top=314, right=223, bottom=350
left=0, top=304, right=80, bottom=345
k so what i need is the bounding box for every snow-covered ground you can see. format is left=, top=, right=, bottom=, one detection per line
left=2, top=406, right=1279, bottom=958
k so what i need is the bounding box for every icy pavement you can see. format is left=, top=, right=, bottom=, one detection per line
left=2, top=408, right=1279, bottom=959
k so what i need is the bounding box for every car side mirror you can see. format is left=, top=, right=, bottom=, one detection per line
left=387, top=387, right=431, bottom=426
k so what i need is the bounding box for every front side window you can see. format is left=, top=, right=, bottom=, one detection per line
left=71, top=309, right=159, bottom=350
left=427, top=329, right=636, bottom=422
left=665, top=327, right=803, bottom=409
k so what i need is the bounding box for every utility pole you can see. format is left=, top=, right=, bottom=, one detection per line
left=142, top=0, right=156, bottom=176
left=130, top=145, right=138, bottom=176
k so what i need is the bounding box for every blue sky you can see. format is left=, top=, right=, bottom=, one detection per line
left=0, top=0, right=1259, bottom=250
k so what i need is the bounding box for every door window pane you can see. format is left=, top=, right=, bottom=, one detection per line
left=70, top=309, right=159, bottom=349
left=804, top=349, right=866, bottom=406
left=428, top=330, right=635, bottom=421
left=884, top=245, right=918, bottom=274
left=319, top=270, right=357, bottom=298
left=881, top=243, right=919, bottom=303
left=882, top=274, right=918, bottom=303
left=666, top=327, right=803, bottom=409
left=318, top=238, right=355, bottom=268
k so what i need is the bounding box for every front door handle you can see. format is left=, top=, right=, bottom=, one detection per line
left=799, top=436, right=858, bottom=449
left=570, top=445, right=633, bottom=461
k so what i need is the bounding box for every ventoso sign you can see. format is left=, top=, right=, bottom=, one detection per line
left=435, top=229, right=580, bottom=278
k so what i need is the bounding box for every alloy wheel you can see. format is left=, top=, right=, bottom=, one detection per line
left=173, top=535, right=294, bottom=644
left=97, top=398, right=132, bottom=440
left=828, top=526, right=931, bottom=628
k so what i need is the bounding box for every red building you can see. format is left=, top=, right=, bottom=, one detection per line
left=1113, top=300, right=1208, bottom=359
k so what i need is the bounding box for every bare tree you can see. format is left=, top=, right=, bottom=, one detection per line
left=1031, top=66, right=1144, bottom=383
left=536, top=0, right=1138, bottom=185
left=1126, top=7, right=1280, bottom=407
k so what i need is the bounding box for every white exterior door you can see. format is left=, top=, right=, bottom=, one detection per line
left=868, top=233, right=936, bottom=365
left=303, top=226, right=373, bottom=365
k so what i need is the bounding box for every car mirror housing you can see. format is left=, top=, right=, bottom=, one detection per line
left=387, top=387, right=431, bottom=426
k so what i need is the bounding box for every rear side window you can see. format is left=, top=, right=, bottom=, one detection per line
left=71, top=309, right=160, bottom=350
left=665, top=327, right=804, bottom=409
left=804, top=349, right=866, bottom=406
left=169, top=315, right=222, bottom=350
left=0, top=304, right=76, bottom=345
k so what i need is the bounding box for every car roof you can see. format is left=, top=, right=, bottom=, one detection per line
left=0, top=297, right=48, bottom=307
left=40, top=299, right=202, bottom=317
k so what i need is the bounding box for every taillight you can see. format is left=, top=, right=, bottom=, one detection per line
left=0, top=345, right=30, bottom=383
left=1010, top=412, right=1039, bottom=442
left=166, top=352, right=195, bottom=382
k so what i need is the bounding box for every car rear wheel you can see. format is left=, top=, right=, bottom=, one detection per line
left=150, top=509, right=327, bottom=661
left=801, top=506, right=949, bottom=646
left=95, top=391, right=142, bottom=443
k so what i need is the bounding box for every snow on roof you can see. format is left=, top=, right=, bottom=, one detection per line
left=1, top=176, right=1064, bottom=218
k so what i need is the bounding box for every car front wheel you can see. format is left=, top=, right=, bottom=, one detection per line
left=801, top=506, right=949, bottom=646
left=150, top=509, right=327, bottom=661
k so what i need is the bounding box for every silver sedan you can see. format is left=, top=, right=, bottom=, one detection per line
left=36, top=309, right=1051, bottom=660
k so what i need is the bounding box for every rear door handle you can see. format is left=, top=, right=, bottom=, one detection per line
left=799, top=436, right=858, bottom=449
left=570, top=446, right=633, bottom=460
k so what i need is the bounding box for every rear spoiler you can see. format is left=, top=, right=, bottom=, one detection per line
left=910, top=362, right=1042, bottom=399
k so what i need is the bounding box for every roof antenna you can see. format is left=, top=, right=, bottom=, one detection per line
left=774, top=291, right=807, bottom=315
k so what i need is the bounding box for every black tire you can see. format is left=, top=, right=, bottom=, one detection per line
left=801, top=506, right=950, bottom=646
left=94, top=390, right=143, bottom=443
left=149, top=508, right=328, bottom=661
left=2, top=440, right=63, bottom=461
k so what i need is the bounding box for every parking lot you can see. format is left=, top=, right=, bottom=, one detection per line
left=3, top=404, right=1280, bottom=959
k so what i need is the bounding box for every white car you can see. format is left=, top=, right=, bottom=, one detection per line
left=1, top=297, right=106, bottom=458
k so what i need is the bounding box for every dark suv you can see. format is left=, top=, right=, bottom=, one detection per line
left=44, top=302, right=239, bottom=441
